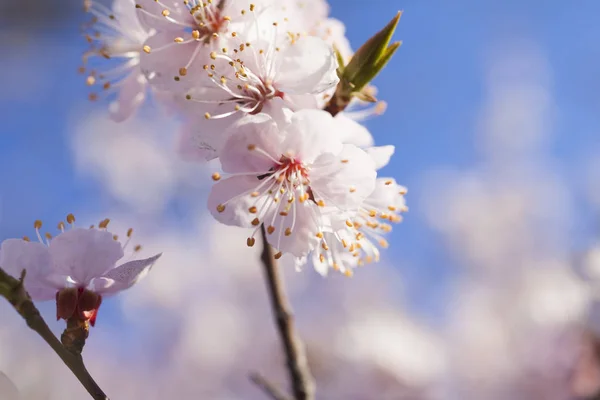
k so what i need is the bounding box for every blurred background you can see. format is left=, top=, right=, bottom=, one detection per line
left=2, top=0, right=600, bottom=399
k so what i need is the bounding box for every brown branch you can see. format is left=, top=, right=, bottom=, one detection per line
left=250, top=372, right=292, bottom=400
left=0, top=267, right=109, bottom=400
left=259, top=226, right=315, bottom=400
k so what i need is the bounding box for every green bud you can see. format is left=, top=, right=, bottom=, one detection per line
left=342, top=11, right=402, bottom=93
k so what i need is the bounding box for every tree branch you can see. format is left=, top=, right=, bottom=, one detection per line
left=0, top=267, right=109, bottom=400
left=259, top=226, right=315, bottom=400
left=250, top=372, right=292, bottom=400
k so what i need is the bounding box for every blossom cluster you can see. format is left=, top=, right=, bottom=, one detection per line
left=80, top=0, right=406, bottom=276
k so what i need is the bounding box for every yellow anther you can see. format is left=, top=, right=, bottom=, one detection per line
left=134, top=245, right=142, bottom=252
left=45, top=233, right=52, bottom=240
left=192, top=30, right=200, bottom=39
left=267, top=226, right=275, bottom=234
left=161, top=9, right=170, bottom=16
left=251, top=191, right=260, bottom=197
left=385, top=180, right=393, bottom=185
left=285, top=228, right=292, bottom=236
left=179, top=67, right=188, bottom=76
left=317, top=200, right=326, bottom=207
left=174, top=37, right=184, bottom=43
left=249, top=3, right=255, bottom=11
left=274, top=251, right=283, bottom=260
left=212, top=172, right=221, bottom=181
left=143, top=45, right=151, bottom=53
left=217, top=204, right=226, bottom=213
left=341, top=239, right=348, bottom=248
left=379, top=239, right=389, bottom=248
left=247, top=237, right=255, bottom=247
left=248, top=206, right=258, bottom=214
left=57, top=221, right=65, bottom=230
left=22, top=236, right=30, bottom=242
left=279, top=211, right=288, bottom=216
left=98, top=218, right=110, bottom=229
left=127, top=228, right=133, bottom=237
left=251, top=218, right=260, bottom=226
left=349, top=186, right=356, bottom=193
left=247, top=144, right=256, bottom=151
left=34, top=220, right=42, bottom=229
left=369, top=210, right=377, bottom=218
left=344, top=269, right=353, bottom=277
left=341, top=159, right=349, bottom=163
left=388, top=206, right=397, bottom=211
left=321, top=242, right=329, bottom=251
left=210, top=51, right=217, bottom=60
left=319, top=254, right=325, bottom=263
left=316, top=232, right=323, bottom=239
left=204, top=112, right=211, bottom=119
left=113, top=235, right=119, bottom=241
left=86, top=76, right=96, bottom=86
left=345, top=220, right=353, bottom=228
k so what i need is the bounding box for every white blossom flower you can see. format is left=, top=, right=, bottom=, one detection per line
left=176, top=4, right=339, bottom=161
left=82, top=0, right=153, bottom=122
left=310, top=178, right=407, bottom=276
left=0, top=215, right=161, bottom=326
left=207, top=109, right=377, bottom=258
left=135, top=0, right=255, bottom=90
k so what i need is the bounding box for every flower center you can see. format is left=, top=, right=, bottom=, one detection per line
left=187, top=1, right=228, bottom=43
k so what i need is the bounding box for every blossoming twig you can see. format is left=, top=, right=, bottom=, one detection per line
left=258, top=226, right=315, bottom=400
left=250, top=372, right=291, bottom=400
left=0, top=267, right=109, bottom=400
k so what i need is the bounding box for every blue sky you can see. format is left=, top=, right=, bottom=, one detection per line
left=1, top=0, right=599, bottom=322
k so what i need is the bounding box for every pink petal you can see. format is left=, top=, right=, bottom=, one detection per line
left=108, top=70, right=147, bottom=122
left=49, top=229, right=124, bottom=286
left=0, top=239, right=59, bottom=301
left=98, top=253, right=162, bottom=295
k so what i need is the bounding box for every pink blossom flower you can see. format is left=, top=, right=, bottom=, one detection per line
left=0, top=215, right=161, bottom=326
left=207, top=109, right=377, bottom=257
left=82, top=0, right=153, bottom=122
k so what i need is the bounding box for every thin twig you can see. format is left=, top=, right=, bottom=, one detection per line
left=259, top=226, right=315, bottom=400
left=250, top=372, right=292, bottom=400
left=0, top=268, right=109, bottom=400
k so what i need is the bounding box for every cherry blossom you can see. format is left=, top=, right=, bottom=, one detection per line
left=82, top=0, right=153, bottom=121
left=207, top=109, right=377, bottom=257
left=311, top=178, right=408, bottom=276
left=0, top=215, right=161, bottom=326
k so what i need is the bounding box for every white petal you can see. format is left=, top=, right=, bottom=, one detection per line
left=208, top=175, right=269, bottom=227
left=275, top=36, right=339, bottom=95
left=333, top=115, right=374, bottom=147
left=108, top=70, right=147, bottom=122
left=311, top=251, right=329, bottom=276
left=267, top=202, right=320, bottom=257
left=281, top=110, right=343, bottom=164
left=310, top=144, right=377, bottom=210
left=219, top=114, right=282, bottom=174
left=0, top=239, right=59, bottom=301
left=99, top=253, right=162, bottom=295
left=139, top=32, right=215, bottom=92
left=49, top=229, right=124, bottom=286
left=365, top=177, right=407, bottom=211
left=177, top=114, right=241, bottom=162
left=366, top=145, right=395, bottom=170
